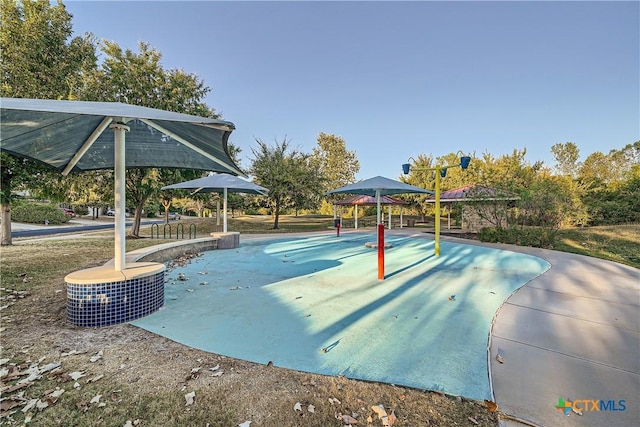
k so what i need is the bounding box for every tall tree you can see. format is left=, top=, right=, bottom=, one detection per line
left=311, top=133, right=359, bottom=215
left=79, top=41, right=223, bottom=236
left=311, top=132, right=360, bottom=190
left=0, top=0, right=97, bottom=245
left=551, top=142, right=581, bottom=177
left=250, top=138, right=319, bottom=229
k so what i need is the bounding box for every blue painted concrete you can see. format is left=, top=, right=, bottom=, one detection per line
left=131, top=232, right=549, bottom=400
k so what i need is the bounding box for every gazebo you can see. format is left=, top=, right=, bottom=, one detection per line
left=334, top=194, right=408, bottom=229
left=425, top=184, right=520, bottom=231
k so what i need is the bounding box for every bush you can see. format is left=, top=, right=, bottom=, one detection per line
left=11, top=202, right=70, bottom=225
left=478, top=226, right=556, bottom=248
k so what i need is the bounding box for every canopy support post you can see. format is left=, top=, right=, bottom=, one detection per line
left=112, top=122, right=129, bottom=271
left=223, top=187, right=228, bottom=233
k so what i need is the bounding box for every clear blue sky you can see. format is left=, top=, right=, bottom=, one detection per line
left=64, top=1, right=639, bottom=180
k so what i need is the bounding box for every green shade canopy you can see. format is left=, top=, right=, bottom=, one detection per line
left=0, top=98, right=243, bottom=175
left=326, top=176, right=432, bottom=225
left=0, top=98, right=243, bottom=271
left=162, top=173, right=269, bottom=233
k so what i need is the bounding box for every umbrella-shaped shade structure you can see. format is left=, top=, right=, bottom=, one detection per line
left=334, top=194, right=408, bottom=206
left=1, top=98, right=244, bottom=327
left=334, top=194, right=408, bottom=229
left=162, top=173, right=269, bottom=232
left=1, top=97, right=243, bottom=270
left=326, top=176, right=432, bottom=224
left=326, top=176, right=433, bottom=280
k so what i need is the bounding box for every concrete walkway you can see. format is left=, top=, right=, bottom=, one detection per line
left=441, top=236, right=639, bottom=427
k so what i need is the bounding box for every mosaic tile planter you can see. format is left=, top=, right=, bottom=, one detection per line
left=66, top=262, right=165, bottom=327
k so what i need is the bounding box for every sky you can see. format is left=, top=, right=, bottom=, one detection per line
left=63, top=1, right=639, bottom=180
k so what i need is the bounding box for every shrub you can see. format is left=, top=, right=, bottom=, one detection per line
left=11, top=202, right=70, bottom=225
left=478, top=226, right=556, bottom=248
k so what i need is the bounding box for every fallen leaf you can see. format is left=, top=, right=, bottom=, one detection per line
left=61, top=350, right=86, bottom=357
left=86, top=374, right=104, bottom=383
left=388, top=410, right=397, bottom=426
left=185, top=391, right=196, bottom=406
left=39, top=362, right=61, bottom=373
left=496, top=354, right=504, bottom=364
left=294, top=402, right=302, bottom=411
left=0, top=399, right=24, bottom=412
left=74, top=382, right=81, bottom=389
left=1, top=380, right=32, bottom=394
left=468, top=416, right=479, bottom=425
left=308, top=404, right=315, bottom=413
left=211, top=370, right=224, bottom=377
left=209, top=364, right=220, bottom=371
left=238, top=421, right=251, bottom=427
left=48, top=388, right=65, bottom=400
left=21, top=399, right=38, bottom=413
left=69, top=371, right=85, bottom=381
left=90, top=394, right=102, bottom=404
left=339, top=413, right=358, bottom=424
left=371, top=405, right=388, bottom=418
left=367, top=415, right=373, bottom=423
left=328, top=397, right=341, bottom=405
left=484, top=399, right=498, bottom=412
left=35, top=399, right=49, bottom=410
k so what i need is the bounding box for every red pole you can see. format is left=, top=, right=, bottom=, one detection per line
left=336, top=222, right=340, bottom=237
left=377, top=223, right=384, bottom=280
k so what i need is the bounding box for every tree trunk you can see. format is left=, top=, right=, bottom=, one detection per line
left=273, top=198, right=280, bottom=229
left=162, top=200, right=171, bottom=225
left=1, top=202, right=12, bottom=246
left=131, top=202, right=145, bottom=237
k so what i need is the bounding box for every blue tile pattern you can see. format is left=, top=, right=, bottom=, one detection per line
left=67, top=272, right=164, bottom=327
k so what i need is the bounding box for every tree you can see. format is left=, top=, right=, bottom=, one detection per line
left=0, top=0, right=97, bottom=245
left=250, top=138, right=320, bottom=229
left=310, top=133, right=359, bottom=215
left=79, top=40, right=223, bottom=236
left=551, top=142, right=581, bottom=177
left=311, top=133, right=359, bottom=190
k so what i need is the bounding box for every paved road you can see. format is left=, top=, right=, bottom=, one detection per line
left=10, top=218, right=165, bottom=238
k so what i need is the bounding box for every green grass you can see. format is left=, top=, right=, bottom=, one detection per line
left=553, top=224, right=640, bottom=268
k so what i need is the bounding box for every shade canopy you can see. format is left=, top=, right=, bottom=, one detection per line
left=326, top=176, right=434, bottom=197
left=0, top=98, right=243, bottom=271
left=162, top=173, right=269, bottom=233
left=326, top=176, right=432, bottom=225
left=162, top=173, right=268, bottom=195
left=0, top=98, right=243, bottom=175
left=334, top=194, right=408, bottom=206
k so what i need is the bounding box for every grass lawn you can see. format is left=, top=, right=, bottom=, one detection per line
left=554, top=224, right=640, bottom=268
